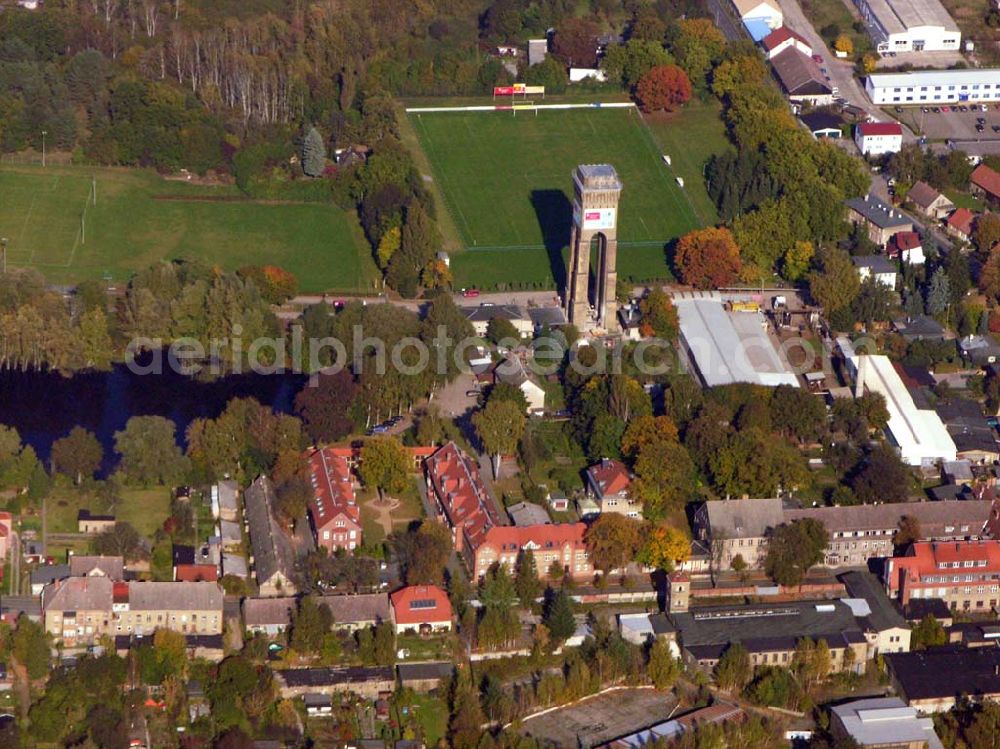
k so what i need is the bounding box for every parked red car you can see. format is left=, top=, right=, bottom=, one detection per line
left=462, top=288, right=480, bottom=298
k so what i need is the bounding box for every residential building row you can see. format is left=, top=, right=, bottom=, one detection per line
left=42, top=577, right=224, bottom=646
left=424, top=441, right=597, bottom=581
left=694, top=495, right=993, bottom=570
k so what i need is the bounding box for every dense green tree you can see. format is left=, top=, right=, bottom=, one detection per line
left=765, top=518, right=829, bottom=587
left=542, top=587, right=576, bottom=643
left=301, top=126, right=327, bottom=177
left=12, top=615, right=48, bottom=680
left=114, top=415, right=188, bottom=485
left=714, top=642, right=752, bottom=692
left=291, top=597, right=334, bottom=653
left=809, top=246, right=861, bottom=315
left=50, top=426, right=103, bottom=484
left=647, top=637, right=680, bottom=690
left=515, top=549, right=542, bottom=604
left=474, top=398, right=526, bottom=479
left=92, top=522, right=148, bottom=562
left=850, top=445, right=912, bottom=504
left=911, top=614, right=946, bottom=650
left=391, top=520, right=452, bottom=586
left=358, top=436, right=410, bottom=501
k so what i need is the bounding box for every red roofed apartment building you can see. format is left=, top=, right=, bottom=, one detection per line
left=390, top=585, right=452, bottom=634
left=472, top=524, right=594, bottom=583
left=885, top=540, right=1000, bottom=612
left=424, top=442, right=502, bottom=558
left=586, top=459, right=641, bottom=518
left=308, top=447, right=362, bottom=553
left=425, top=442, right=594, bottom=582
left=971, top=164, right=1000, bottom=205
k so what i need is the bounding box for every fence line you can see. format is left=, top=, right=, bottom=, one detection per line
left=405, top=101, right=637, bottom=113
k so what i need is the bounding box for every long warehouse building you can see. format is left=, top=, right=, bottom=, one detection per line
left=865, top=69, right=1000, bottom=105
left=846, top=353, right=956, bottom=466
left=853, top=0, right=959, bottom=54
left=675, top=296, right=800, bottom=388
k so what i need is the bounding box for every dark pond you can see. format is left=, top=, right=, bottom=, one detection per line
left=0, top=361, right=304, bottom=474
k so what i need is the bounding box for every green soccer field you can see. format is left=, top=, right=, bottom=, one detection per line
left=410, top=103, right=727, bottom=288
left=0, top=165, right=378, bottom=292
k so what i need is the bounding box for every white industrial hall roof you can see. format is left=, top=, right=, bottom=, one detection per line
left=850, top=354, right=956, bottom=466
left=862, top=0, right=958, bottom=35
left=674, top=296, right=799, bottom=389
left=867, top=69, right=1000, bottom=90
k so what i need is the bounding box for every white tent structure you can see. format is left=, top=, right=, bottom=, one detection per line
left=849, top=354, right=956, bottom=466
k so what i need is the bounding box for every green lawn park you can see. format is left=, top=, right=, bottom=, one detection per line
left=410, top=100, right=729, bottom=290
left=0, top=164, right=378, bottom=292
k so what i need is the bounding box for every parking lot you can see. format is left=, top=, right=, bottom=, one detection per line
left=894, top=102, right=1000, bottom=141
left=519, top=688, right=677, bottom=747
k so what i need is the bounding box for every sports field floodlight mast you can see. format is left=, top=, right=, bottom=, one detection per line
left=41, top=130, right=47, bottom=168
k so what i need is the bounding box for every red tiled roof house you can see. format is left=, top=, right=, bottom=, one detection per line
left=585, top=459, right=641, bottom=518
left=946, top=208, right=976, bottom=242
left=308, top=448, right=363, bottom=553
left=971, top=164, right=1000, bottom=204
left=390, top=585, right=452, bottom=634
left=760, top=26, right=812, bottom=60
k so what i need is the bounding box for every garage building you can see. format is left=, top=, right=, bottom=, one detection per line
left=866, top=69, right=1000, bottom=105
left=853, top=0, right=959, bottom=54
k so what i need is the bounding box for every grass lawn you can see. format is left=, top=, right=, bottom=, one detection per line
left=400, top=693, right=449, bottom=747
left=641, top=99, right=728, bottom=226
left=945, top=189, right=985, bottom=211
left=413, top=106, right=719, bottom=288
left=0, top=164, right=378, bottom=292
left=114, top=487, right=173, bottom=538
left=799, top=0, right=871, bottom=57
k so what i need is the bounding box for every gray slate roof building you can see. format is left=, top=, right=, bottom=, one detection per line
left=507, top=501, right=552, bottom=527
left=700, top=497, right=784, bottom=539
left=846, top=195, right=913, bottom=229
left=671, top=599, right=867, bottom=662
left=784, top=499, right=993, bottom=539
left=128, top=581, right=223, bottom=612
left=43, top=576, right=114, bottom=612
left=69, top=555, right=124, bottom=580
left=839, top=570, right=907, bottom=633
left=30, top=564, right=70, bottom=591
left=852, top=255, right=897, bottom=275
left=245, top=475, right=298, bottom=596
left=462, top=304, right=527, bottom=324
left=770, top=48, right=832, bottom=97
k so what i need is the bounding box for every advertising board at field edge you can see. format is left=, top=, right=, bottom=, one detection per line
left=493, top=84, right=544, bottom=96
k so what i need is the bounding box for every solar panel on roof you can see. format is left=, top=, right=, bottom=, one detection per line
left=409, top=599, right=438, bottom=610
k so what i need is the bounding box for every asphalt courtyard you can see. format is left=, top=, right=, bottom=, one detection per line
left=519, top=688, right=678, bottom=747
left=895, top=102, right=1000, bottom=140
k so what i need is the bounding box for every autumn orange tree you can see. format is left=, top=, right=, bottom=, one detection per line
left=638, top=524, right=690, bottom=571
left=674, top=227, right=742, bottom=289
left=635, top=64, right=692, bottom=113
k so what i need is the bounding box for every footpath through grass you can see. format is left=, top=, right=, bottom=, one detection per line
left=0, top=165, right=378, bottom=292
left=411, top=103, right=727, bottom=290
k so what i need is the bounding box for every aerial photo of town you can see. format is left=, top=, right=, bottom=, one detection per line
left=8, top=0, right=1000, bottom=747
